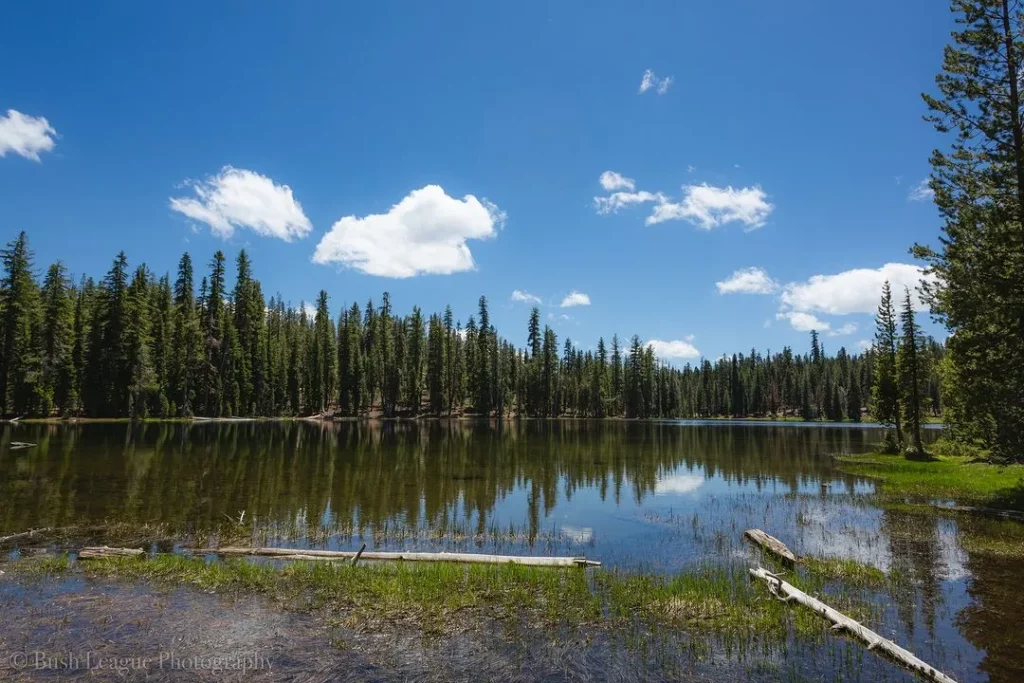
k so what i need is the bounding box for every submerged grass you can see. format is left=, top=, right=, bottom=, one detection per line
left=802, top=556, right=888, bottom=589
left=836, top=451, right=1024, bottom=510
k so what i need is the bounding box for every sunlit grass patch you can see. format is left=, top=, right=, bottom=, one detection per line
left=836, top=451, right=1024, bottom=510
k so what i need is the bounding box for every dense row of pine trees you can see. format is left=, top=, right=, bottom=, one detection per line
left=0, top=232, right=942, bottom=421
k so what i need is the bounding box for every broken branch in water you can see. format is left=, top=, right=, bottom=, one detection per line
left=749, top=567, right=957, bottom=683
left=189, top=546, right=601, bottom=567
left=0, top=528, right=51, bottom=545
left=744, top=529, right=798, bottom=565
left=9, top=441, right=36, bottom=450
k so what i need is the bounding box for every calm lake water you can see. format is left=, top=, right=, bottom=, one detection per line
left=1, top=420, right=1020, bottom=682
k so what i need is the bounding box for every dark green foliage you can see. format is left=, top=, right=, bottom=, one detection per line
left=0, top=235, right=942, bottom=421
left=914, top=0, right=1024, bottom=460
left=897, top=289, right=930, bottom=455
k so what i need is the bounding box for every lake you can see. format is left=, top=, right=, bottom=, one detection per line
left=1, top=420, right=1020, bottom=682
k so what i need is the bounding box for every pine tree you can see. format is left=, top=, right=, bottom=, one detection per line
left=125, top=265, right=156, bottom=417
left=202, top=251, right=228, bottom=416
left=610, top=334, right=623, bottom=416
left=0, top=232, right=40, bottom=415
left=427, top=313, right=445, bottom=415
left=309, top=290, right=335, bottom=414
left=171, top=254, right=201, bottom=416
left=405, top=306, right=425, bottom=413
left=897, top=288, right=929, bottom=456
left=914, top=0, right=1024, bottom=460
left=475, top=296, right=492, bottom=415
left=872, top=281, right=903, bottom=447
left=150, top=274, right=173, bottom=415
left=40, top=262, right=75, bottom=415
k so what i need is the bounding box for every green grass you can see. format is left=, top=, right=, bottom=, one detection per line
left=836, top=451, right=1024, bottom=510
left=802, top=556, right=888, bottom=589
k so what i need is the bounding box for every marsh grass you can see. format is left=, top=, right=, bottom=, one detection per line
left=801, top=557, right=888, bottom=589
left=8, top=553, right=887, bottom=649
left=836, top=451, right=1024, bottom=510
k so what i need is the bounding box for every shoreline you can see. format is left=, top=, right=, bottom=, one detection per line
left=1, top=414, right=943, bottom=426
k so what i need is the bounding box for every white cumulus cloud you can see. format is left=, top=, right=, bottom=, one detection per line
left=780, top=263, right=933, bottom=316
left=908, top=179, right=934, bottom=202
left=0, top=109, right=57, bottom=161
left=639, top=69, right=673, bottom=95
left=510, top=289, right=541, bottom=304
left=170, top=166, right=312, bottom=242
left=559, top=291, right=591, bottom=308
left=716, top=267, right=779, bottom=295
left=313, top=185, right=504, bottom=278
left=856, top=339, right=873, bottom=351
left=599, top=171, right=635, bottom=191
left=647, top=184, right=773, bottom=230
left=647, top=336, right=701, bottom=360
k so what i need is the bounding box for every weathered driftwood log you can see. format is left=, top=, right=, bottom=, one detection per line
left=933, top=505, right=1024, bottom=523
left=190, top=546, right=600, bottom=567
left=744, top=529, right=798, bottom=564
left=79, top=546, right=144, bottom=559
left=9, top=441, right=36, bottom=450
left=0, top=528, right=51, bottom=545
left=750, top=567, right=958, bottom=683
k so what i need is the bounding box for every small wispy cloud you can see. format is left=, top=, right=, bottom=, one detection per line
left=648, top=336, right=700, bottom=360
left=510, top=289, right=541, bottom=304
left=716, top=267, right=779, bottom=295
left=560, top=291, right=591, bottom=308
left=639, top=69, right=673, bottom=95
left=827, top=322, right=857, bottom=337
left=593, top=173, right=774, bottom=230
left=908, top=179, right=934, bottom=202
left=647, top=184, right=773, bottom=230
left=599, top=171, right=635, bottom=191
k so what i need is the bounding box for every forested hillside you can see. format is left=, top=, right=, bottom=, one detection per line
left=0, top=232, right=942, bottom=420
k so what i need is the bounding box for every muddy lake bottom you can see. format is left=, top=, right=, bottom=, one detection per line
left=0, top=420, right=1021, bottom=682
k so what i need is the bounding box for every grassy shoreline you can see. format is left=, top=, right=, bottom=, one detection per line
left=837, top=451, right=1024, bottom=511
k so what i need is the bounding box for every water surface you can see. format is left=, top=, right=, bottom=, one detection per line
left=1, top=420, right=1019, bottom=682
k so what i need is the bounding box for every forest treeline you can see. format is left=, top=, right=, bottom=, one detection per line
left=0, top=232, right=943, bottom=421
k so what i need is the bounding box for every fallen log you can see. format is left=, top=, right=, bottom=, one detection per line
left=744, top=529, right=798, bottom=564
left=9, top=441, right=36, bottom=450
left=79, top=546, right=145, bottom=559
left=933, top=505, right=1024, bottom=523
left=190, top=546, right=600, bottom=567
left=0, top=528, right=51, bottom=545
left=750, top=567, right=957, bottom=683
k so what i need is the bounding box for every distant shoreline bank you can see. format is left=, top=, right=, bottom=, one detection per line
left=1, top=415, right=943, bottom=427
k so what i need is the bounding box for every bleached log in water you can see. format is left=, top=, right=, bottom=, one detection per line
left=744, top=529, right=798, bottom=564
left=749, top=567, right=957, bottom=683
left=191, top=546, right=600, bottom=567
left=79, top=546, right=145, bottom=559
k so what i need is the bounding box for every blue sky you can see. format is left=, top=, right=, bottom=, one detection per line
left=0, top=1, right=949, bottom=361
